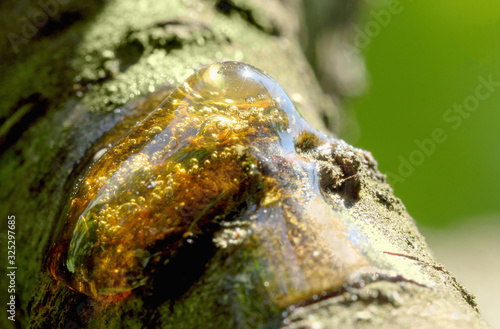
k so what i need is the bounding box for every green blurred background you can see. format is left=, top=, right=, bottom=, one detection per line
left=353, top=0, right=500, bottom=227
left=304, top=0, right=500, bottom=327
left=306, top=0, right=500, bottom=227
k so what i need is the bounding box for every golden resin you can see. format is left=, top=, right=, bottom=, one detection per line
left=49, top=62, right=372, bottom=304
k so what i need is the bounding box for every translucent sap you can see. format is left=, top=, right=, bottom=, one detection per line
left=48, top=62, right=369, bottom=304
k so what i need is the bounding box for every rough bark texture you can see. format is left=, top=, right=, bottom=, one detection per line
left=0, top=0, right=492, bottom=328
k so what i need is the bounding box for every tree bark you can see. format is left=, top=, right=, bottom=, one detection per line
left=0, top=0, right=492, bottom=328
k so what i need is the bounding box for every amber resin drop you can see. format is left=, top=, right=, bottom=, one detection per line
left=49, top=62, right=406, bottom=305
left=48, top=62, right=314, bottom=300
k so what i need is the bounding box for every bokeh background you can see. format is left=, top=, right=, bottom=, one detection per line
left=304, top=0, right=500, bottom=327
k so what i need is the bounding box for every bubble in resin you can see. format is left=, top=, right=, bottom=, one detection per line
left=48, top=61, right=374, bottom=305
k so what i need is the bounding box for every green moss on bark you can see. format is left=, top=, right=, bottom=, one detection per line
left=0, top=1, right=492, bottom=328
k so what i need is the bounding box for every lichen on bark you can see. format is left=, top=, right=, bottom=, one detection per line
left=0, top=0, right=492, bottom=328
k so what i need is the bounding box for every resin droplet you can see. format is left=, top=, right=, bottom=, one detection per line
left=48, top=62, right=310, bottom=301
left=48, top=62, right=378, bottom=306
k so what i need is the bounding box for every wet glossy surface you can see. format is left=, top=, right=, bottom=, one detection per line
left=49, top=62, right=372, bottom=304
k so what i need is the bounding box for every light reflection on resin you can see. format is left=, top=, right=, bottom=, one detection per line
left=48, top=62, right=370, bottom=304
